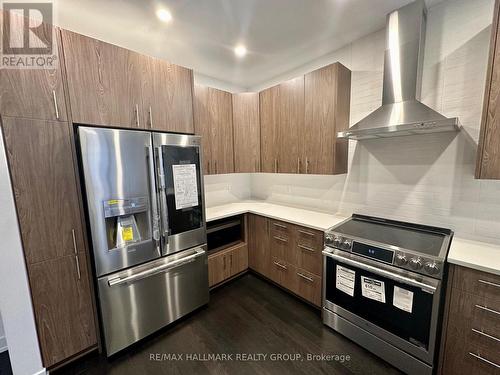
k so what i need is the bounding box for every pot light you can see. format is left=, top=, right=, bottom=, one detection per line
left=156, top=8, right=172, bottom=23
left=234, top=44, right=247, bottom=58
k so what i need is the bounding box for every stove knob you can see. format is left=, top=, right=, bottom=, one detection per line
left=325, top=233, right=334, bottom=244
left=395, top=254, right=408, bottom=266
left=424, top=262, right=440, bottom=275
left=333, top=236, right=343, bottom=248
left=342, top=239, right=352, bottom=250
left=409, top=257, right=423, bottom=270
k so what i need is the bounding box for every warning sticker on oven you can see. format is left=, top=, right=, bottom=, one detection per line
left=361, top=276, right=386, bottom=303
left=336, top=265, right=355, bottom=297
left=393, top=286, right=414, bottom=313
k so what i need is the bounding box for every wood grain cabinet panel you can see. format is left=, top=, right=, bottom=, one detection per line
left=228, top=244, right=248, bottom=275
left=193, top=85, right=234, bottom=174
left=208, top=251, right=229, bottom=287
left=303, top=63, right=351, bottom=175
left=60, top=29, right=145, bottom=128
left=260, top=85, right=280, bottom=173
left=232, top=93, right=260, bottom=172
left=2, top=117, right=87, bottom=264
left=143, top=57, right=194, bottom=133
left=0, top=16, right=66, bottom=121
left=208, top=244, right=248, bottom=287
left=248, top=214, right=271, bottom=278
left=295, top=268, right=322, bottom=307
left=295, top=227, right=323, bottom=276
left=29, top=254, right=96, bottom=367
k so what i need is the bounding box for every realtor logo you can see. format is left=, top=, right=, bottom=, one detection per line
left=1, top=2, right=58, bottom=69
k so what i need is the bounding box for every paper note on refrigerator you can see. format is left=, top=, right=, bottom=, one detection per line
left=393, top=286, right=414, bottom=313
left=361, top=276, right=386, bottom=303
left=172, top=164, right=199, bottom=209
left=336, top=265, right=356, bottom=296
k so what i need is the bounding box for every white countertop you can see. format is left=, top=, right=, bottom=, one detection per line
left=206, top=201, right=500, bottom=276
left=206, top=201, right=346, bottom=231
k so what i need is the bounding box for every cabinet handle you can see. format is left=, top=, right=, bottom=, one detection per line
left=273, top=222, right=287, bottom=229
left=52, top=90, right=59, bottom=119
left=298, top=229, right=315, bottom=237
left=215, top=160, right=218, bottom=174
left=274, top=159, right=278, bottom=173
left=74, top=255, right=81, bottom=280
left=305, top=157, right=309, bottom=174
left=297, top=272, right=314, bottom=283
left=273, top=236, right=288, bottom=243
left=149, top=106, right=153, bottom=128
left=297, top=157, right=300, bottom=173
left=255, top=159, right=258, bottom=172
left=471, top=328, right=500, bottom=343
left=273, top=261, right=287, bottom=270
left=207, top=161, right=211, bottom=174
left=135, top=104, right=140, bottom=127
left=478, top=279, right=500, bottom=289
left=468, top=352, right=500, bottom=368
left=298, top=244, right=315, bottom=253
left=223, top=255, right=226, bottom=270
left=71, top=228, right=78, bottom=254
left=475, top=304, right=500, bottom=316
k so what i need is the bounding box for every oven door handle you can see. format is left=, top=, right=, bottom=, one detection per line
left=323, top=251, right=438, bottom=294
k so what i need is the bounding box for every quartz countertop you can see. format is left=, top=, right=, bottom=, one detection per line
left=206, top=201, right=500, bottom=276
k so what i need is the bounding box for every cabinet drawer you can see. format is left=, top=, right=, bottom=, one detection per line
left=453, top=266, right=500, bottom=301
left=270, top=232, right=296, bottom=264
left=295, top=268, right=322, bottom=307
left=270, top=258, right=297, bottom=292
left=295, top=227, right=323, bottom=249
left=296, top=240, right=322, bottom=276
left=271, top=220, right=291, bottom=238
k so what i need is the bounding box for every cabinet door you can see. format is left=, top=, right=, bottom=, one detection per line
left=61, top=30, right=145, bottom=128
left=295, top=268, right=322, bottom=306
left=303, top=63, right=350, bottom=175
left=232, top=93, right=260, bottom=172
left=248, top=214, right=271, bottom=278
left=260, top=85, right=280, bottom=173
left=477, top=0, right=500, bottom=179
left=144, top=57, right=194, bottom=133
left=278, top=77, right=303, bottom=173
left=208, top=251, right=229, bottom=287
left=29, top=254, right=96, bottom=367
left=228, top=245, right=248, bottom=276
left=2, top=117, right=88, bottom=264
left=0, top=17, right=66, bottom=121
left=193, top=84, right=213, bottom=174
left=211, top=88, right=234, bottom=174
left=295, top=226, right=323, bottom=276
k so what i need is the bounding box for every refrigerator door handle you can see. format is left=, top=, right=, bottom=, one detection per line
left=146, top=145, right=161, bottom=252
left=108, top=248, right=205, bottom=287
left=154, top=146, right=170, bottom=243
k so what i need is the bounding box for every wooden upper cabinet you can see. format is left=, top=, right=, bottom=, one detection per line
left=60, top=29, right=145, bottom=128
left=2, top=117, right=88, bottom=264
left=1, top=117, right=97, bottom=367
left=193, top=84, right=234, bottom=174
left=260, top=85, right=280, bottom=173
left=0, top=13, right=66, bottom=121
left=279, top=77, right=304, bottom=174
left=143, top=57, right=195, bottom=133
left=232, top=93, right=260, bottom=172
left=303, top=63, right=351, bottom=175
left=477, top=0, right=500, bottom=179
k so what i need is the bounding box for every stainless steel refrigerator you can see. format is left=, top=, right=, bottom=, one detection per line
left=77, top=127, right=209, bottom=356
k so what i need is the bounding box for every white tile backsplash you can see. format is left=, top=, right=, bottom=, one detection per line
left=204, top=0, right=500, bottom=244
left=204, top=173, right=252, bottom=207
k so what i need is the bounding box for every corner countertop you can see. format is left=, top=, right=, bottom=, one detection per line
left=206, top=201, right=346, bottom=231
left=206, top=201, right=500, bottom=276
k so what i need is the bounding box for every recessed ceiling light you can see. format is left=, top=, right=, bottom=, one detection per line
left=156, top=8, right=172, bottom=23
left=234, top=45, right=247, bottom=58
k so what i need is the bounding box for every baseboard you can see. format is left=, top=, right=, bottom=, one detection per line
left=0, top=335, right=7, bottom=353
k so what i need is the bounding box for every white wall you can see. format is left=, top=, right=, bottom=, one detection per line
left=0, top=129, right=45, bottom=374
left=249, top=0, right=500, bottom=244
left=204, top=173, right=252, bottom=208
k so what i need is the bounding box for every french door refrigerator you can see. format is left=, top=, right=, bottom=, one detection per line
left=77, top=127, right=209, bottom=356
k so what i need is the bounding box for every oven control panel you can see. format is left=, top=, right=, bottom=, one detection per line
left=325, top=232, right=444, bottom=278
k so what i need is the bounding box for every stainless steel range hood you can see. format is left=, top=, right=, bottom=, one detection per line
left=338, top=0, right=459, bottom=140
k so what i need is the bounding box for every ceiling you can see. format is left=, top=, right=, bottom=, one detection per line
left=54, top=0, right=445, bottom=91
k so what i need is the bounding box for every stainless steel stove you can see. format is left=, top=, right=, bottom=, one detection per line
left=322, top=214, right=453, bottom=375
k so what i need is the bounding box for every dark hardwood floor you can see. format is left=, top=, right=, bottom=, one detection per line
left=54, top=273, right=401, bottom=375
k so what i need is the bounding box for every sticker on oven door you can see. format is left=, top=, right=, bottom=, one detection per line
left=336, top=265, right=355, bottom=297
left=361, top=276, right=386, bottom=303
left=172, top=164, right=199, bottom=209
left=393, top=286, right=414, bottom=313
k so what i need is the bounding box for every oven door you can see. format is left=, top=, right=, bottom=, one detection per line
left=323, top=249, right=441, bottom=365
left=153, top=133, right=206, bottom=255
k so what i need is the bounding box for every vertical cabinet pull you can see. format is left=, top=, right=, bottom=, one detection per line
left=305, top=157, right=309, bottom=173
left=207, top=161, right=211, bottom=174
left=297, top=157, right=301, bottom=173
left=274, top=159, right=278, bottom=173
left=215, top=160, right=218, bottom=174
left=71, top=229, right=81, bottom=280
left=75, top=255, right=81, bottom=280
left=149, top=106, right=153, bottom=128
left=71, top=229, right=78, bottom=254
left=52, top=90, right=59, bottom=119
left=135, top=104, right=140, bottom=127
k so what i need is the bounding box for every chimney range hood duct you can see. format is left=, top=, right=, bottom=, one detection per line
left=338, top=0, right=459, bottom=140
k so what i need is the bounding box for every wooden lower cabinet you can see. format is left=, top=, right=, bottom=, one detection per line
left=439, top=265, right=500, bottom=374
left=208, top=244, right=248, bottom=287
left=248, top=214, right=323, bottom=307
